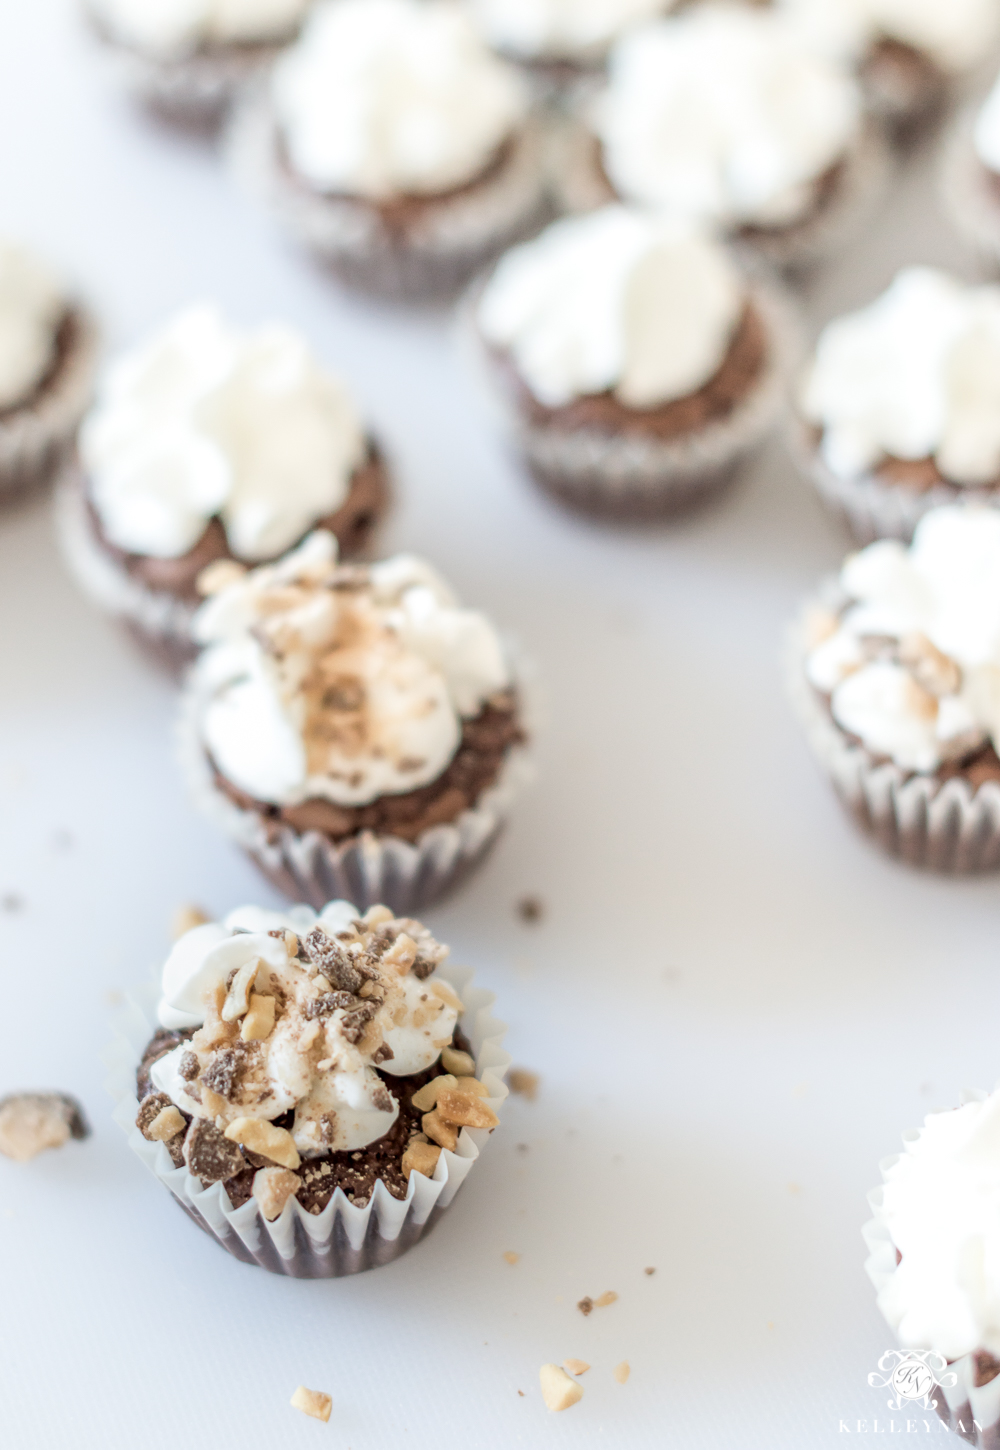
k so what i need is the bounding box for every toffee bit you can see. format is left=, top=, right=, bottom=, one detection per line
left=183, top=1118, right=245, bottom=1183
left=508, top=1068, right=539, bottom=1101
left=201, top=1047, right=240, bottom=1100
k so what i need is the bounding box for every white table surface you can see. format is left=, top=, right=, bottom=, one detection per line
left=1, top=6, right=997, bottom=1448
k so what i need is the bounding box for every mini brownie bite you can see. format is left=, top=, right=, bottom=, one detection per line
left=232, top=0, right=550, bottom=299
left=86, top=0, right=313, bottom=125
left=865, top=1087, right=1000, bottom=1446
left=126, top=900, right=508, bottom=1275
left=58, top=305, right=388, bottom=670
left=790, top=506, right=1000, bottom=871
left=0, top=243, right=98, bottom=499
left=474, top=206, right=794, bottom=514
left=797, top=269, right=1000, bottom=543
left=555, top=5, right=885, bottom=272
left=180, top=530, right=529, bottom=911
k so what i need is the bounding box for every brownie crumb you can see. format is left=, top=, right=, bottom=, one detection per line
left=644, top=1266, right=656, bottom=1276
left=509, top=1068, right=539, bottom=1101
left=517, top=895, right=543, bottom=923
left=577, top=1297, right=593, bottom=1317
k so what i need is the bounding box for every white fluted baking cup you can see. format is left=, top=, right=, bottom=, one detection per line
left=0, top=309, right=99, bottom=501
left=550, top=114, right=891, bottom=274
left=787, top=587, right=1000, bottom=872
left=104, top=963, right=510, bottom=1277
left=941, top=110, right=1000, bottom=271
left=226, top=95, right=553, bottom=300
left=177, top=650, right=538, bottom=913
left=54, top=470, right=198, bottom=673
left=463, top=271, right=801, bottom=517
left=864, top=1089, right=1000, bottom=1448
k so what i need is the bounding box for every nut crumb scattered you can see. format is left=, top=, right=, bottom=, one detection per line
left=539, top=1364, right=582, bottom=1412
left=508, top=1068, right=539, bottom=1101
left=503, top=1251, right=520, bottom=1265
left=644, top=1267, right=656, bottom=1276
left=577, top=1297, right=593, bottom=1317
left=594, top=1291, right=618, bottom=1308
left=517, top=895, right=544, bottom=923
left=0, top=1093, right=89, bottom=1162
left=172, top=904, right=209, bottom=939
left=614, top=1361, right=630, bottom=1385
left=290, top=1387, right=332, bottom=1423
left=517, top=1390, right=524, bottom=1397
left=563, top=1359, right=590, bottom=1376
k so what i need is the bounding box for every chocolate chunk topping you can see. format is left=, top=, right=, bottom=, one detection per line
left=136, top=1093, right=173, bottom=1139
left=300, top=927, right=363, bottom=994
left=340, top=1001, right=378, bottom=1044
left=372, top=1042, right=394, bottom=1064
left=183, top=1118, right=245, bottom=1183
left=178, top=1051, right=200, bottom=1081
left=304, top=991, right=358, bottom=1019
left=201, top=1048, right=240, bottom=1100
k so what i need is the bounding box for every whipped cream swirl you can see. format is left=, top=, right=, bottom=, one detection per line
left=803, top=269, right=1000, bottom=488
left=973, top=72, right=1000, bottom=176
left=151, top=900, right=460, bottom=1156
left=193, top=530, right=512, bottom=806
left=806, top=506, right=1000, bottom=773
left=469, top=0, right=671, bottom=63
left=478, top=206, right=744, bottom=409
left=80, top=306, right=367, bottom=563
left=272, top=0, right=530, bottom=200
left=0, top=243, right=65, bottom=413
left=877, top=1087, right=1000, bottom=1361
left=91, top=0, right=310, bottom=57
left=595, top=5, right=860, bottom=228
left=777, top=0, right=1000, bottom=73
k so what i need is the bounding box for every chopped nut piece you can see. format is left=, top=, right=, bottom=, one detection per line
left=450, top=1076, right=489, bottom=1099
left=563, top=1359, right=590, bottom=1376
left=577, top=1297, right=593, bottom=1317
left=360, top=905, right=394, bottom=929
left=644, top=1266, right=656, bottom=1276
left=147, top=1106, right=186, bottom=1142
left=440, top=1046, right=476, bottom=1076
left=284, top=930, right=299, bottom=959
left=290, top=1387, right=332, bottom=1423
left=594, top=1291, right=618, bottom=1308
left=422, top=1110, right=458, bottom=1152
left=224, top=1118, right=301, bottom=1170
left=196, top=558, right=246, bottom=597
left=900, top=631, right=962, bottom=698
left=383, top=933, right=417, bottom=974
left=539, top=1365, right=583, bottom=1412
left=503, top=1251, right=520, bottom=1266
left=253, top=1166, right=301, bottom=1221
left=436, top=1088, right=498, bottom=1130
left=613, top=1362, right=631, bottom=1385
left=410, top=1075, right=456, bottom=1113
left=428, top=979, right=463, bottom=1014
left=221, top=958, right=260, bottom=1022
left=241, top=993, right=276, bottom=1042
left=401, top=1141, right=441, bottom=1179
left=183, top=1118, right=245, bottom=1183
left=136, top=1092, right=173, bottom=1139
left=509, top=1068, right=539, bottom=1101
left=0, top=1093, right=89, bottom=1162
left=172, top=904, right=209, bottom=939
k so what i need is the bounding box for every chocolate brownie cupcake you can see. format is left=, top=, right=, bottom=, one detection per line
left=468, top=0, right=673, bottom=88
left=789, top=506, right=1000, bottom=871
left=473, top=206, right=797, bottom=515
left=942, top=71, right=1000, bottom=269
left=553, top=5, right=887, bottom=273
left=85, top=0, right=313, bottom=126
left=865, top=1087, right=1000, bottom=1447
left=229, top=0, right=551, bottom=300
left=796, top=268, right=1000, bottom=545
left=0, top=243, right=98, bottom=500
left=178, top=530, right=531, bottom=912
left=57, top=305, right=388, bottom=671
left=110, top=900, right=509, bottom=1275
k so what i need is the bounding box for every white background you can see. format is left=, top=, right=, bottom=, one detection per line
left=0, top=4, right=997, bottom=1447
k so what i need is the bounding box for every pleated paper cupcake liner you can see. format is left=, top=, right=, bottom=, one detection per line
left=864, top=1090, right=1000, bottom=1449
left=788, top=419, right=997, bottom=545
left=941, top=110, right=1000, bottom=271
left=54, top=471, right=198, bottom=674
left=177, top=650, right=538, bottom=914
left=464, top=271, right=801, bottom=519
left=787, top=589, right=1000, bottom=872
left=104, top=961, right=510, bottom=1277
left=550, top=115, right=891, bottom=274
left=0, top=309, right=99, bottom=501
left=226, top=96, right=553, bottom=300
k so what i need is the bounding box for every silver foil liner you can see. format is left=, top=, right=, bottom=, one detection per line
left=226, top=95, right=553, bottom=300
left=941, top=110, right=1000, bottom=271
left=465, top=271, right=801, bottom=518
left=54, top=470, right=198, bottom=673
left=177, top=652, right=537, bottom=914
left=0, top=309, right=99, bottom=501
left=104, top=963, right=510, bottom=1277
left=787, top=588, right=1000, bottom=872
left=550, top=114, right=891, bottom=274
left=788, top=418, right=996, bottom=545
left=864, top=1090, right=1000, bottom=1449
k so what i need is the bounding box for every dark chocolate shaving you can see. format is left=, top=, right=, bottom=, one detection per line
left=300, top=927, right=364, bottom=993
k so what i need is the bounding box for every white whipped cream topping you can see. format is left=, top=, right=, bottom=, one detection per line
left=595, top=5, right=860, bottom=228
left=272, top=0, right=529, bottom=200
left=91, top=0, right=309, bottom=57
left=974, top=72, right=1000, bottom=176
left=80, top=306, right=366, bottom=562
left=193, top=530, right=511, bottom=806
left=151, top=900, right=459, bottom=1156
left=469, top=0, right=670, bottom=63
left=806, top=506, right=1000, bottom=772
left=477, top=206, right=744, bottom=410
left=0, top=244, right=65, bottom=413
left=878, top=1089, right=1000, bottom=1361
left=803, top=269, right=1000, bottom=488
left=777, top=0, right=1000, bottom=73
